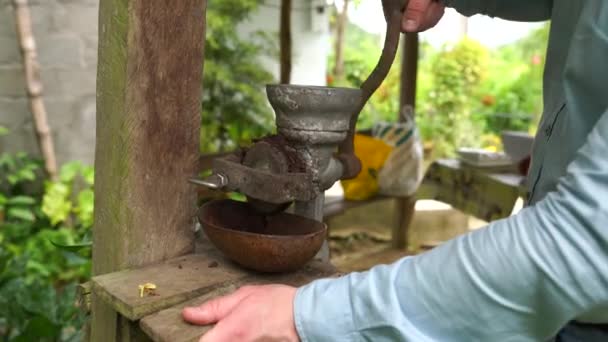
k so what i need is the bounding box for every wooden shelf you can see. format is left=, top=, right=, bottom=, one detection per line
left=139, top=260, right=338, bottom=342
left=91, top=240, right=339, bottom=341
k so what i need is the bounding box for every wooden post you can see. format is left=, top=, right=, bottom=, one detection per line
left=399, top=33, right=418, bottom=109
left=332, top=0, right=349, bottom=79
left=280, top=0, right=292, bottom=84
left=91, top=0, right=207, bottom=340
left=393, top=32, right=419, bottom=249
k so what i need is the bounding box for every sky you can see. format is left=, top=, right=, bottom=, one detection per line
left=344, top=0, right=546, bottom=48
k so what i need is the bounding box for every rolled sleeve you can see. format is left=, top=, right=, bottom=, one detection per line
left=445, top=0, right=553, bottom=21
left=294, top=109, right=608, bottom=341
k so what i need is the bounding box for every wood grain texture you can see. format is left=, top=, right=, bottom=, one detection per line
left=139, top=260, right=338, bottom=342
left=392, top=197, right=415, bottom=249
left=279, top=0, right=292, bottom=83
left=91, top=0, right=207, bottom=340
left=417, top=159, right=525, bottom=222
left=91, top=251, right=248, bottom=321
left=399, top=32, right=419, bottom=110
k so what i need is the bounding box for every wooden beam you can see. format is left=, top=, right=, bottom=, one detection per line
left=332, top=0, right=349, bottom=79
left=392, top=196, right=416, bottom=249
left=393, top=32, right=419, bottom=249
left=91, top=0, right=208, bottom=340
left=280, top=0, right=292, bottom=84
left=399, top=32, right=419, bottom=110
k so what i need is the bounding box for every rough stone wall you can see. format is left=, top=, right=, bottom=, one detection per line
left=0, top=0, right=98, bottom=166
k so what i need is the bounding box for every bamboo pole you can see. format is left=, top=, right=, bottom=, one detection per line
left=12, top=0, right=58, bottom=180
left=333, top=0, right=349, bottom=79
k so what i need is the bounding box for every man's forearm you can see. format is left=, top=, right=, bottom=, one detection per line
left=294, top=109, right=608, bottom=341
left=445, top=0, right=553, bottom=21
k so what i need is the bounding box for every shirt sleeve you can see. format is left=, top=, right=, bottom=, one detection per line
left=294, top=108, right=608, bottom=342
left=444, top=0, right=553, bottom=21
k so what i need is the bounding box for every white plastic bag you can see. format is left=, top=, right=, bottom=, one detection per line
left=373, top=105, right=424, bottom=197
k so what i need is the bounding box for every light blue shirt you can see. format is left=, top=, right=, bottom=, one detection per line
left=294, top=0, right=608, bottom=340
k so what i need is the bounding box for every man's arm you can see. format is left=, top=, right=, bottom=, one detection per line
left=402, top=0, right=551, bottom=36
left=445, top=0, right=553, bottom=21
left=295, top=108, right=608, bottom=341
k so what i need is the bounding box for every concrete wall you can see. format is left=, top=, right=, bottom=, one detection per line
left=0, top=0, right=99, bottom=166
left=239, top=0, right=330, bottom=86
left=0, top=0, right=329, bottom=166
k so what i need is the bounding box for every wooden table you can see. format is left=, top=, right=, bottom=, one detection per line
left=321, top=158, right=527, bottom=249
left=417, top=159, right=528, bottom=222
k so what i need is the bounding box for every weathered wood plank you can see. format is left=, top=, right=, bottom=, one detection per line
left=139, top=261, right=338, bottom=342
left=92, top=251, right=249, bottom=321
left=417, top=159, right=526, bottom=222
left=91, top=0, right=208, bottom=340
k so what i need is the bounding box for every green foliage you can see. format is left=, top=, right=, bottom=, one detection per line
left=0, top=152, right=41, bottom=190
left=42, top=162, right=95, bottom=228
left=328, top=21, right=402, bottom=129
left=201, top=0, right=277, bottom=153
left=474, top=24, right=549, bottom=135
left=0, top=139, right=93, bottom=341
left=418, top=38, right=489, bottom=156
left=329, top=20, right=549, bottom=158
left=0, top=279, right=85, bottom=342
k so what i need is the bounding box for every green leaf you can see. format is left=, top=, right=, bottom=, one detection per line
left=59, top=161, right=82, bottom=183
left=62, top=250, right=90, bottom=266
left=13, top=315, right=62, bottom=342
left=42, top=182, right=72, bottom=225
left=7, top=195, right=37, bottom=206
left=0, top=126, right=8, bottom=136
left=17, top=168, right=36, bottom=182
left=74, top=189, right=94, bottom=226
left=82, top=166, right=95, bottom=185
left=7, top=174, right=19, bottom=185
left=6, top=207, right=35, bottom=222
left=50, top=239, right=92, bottom=252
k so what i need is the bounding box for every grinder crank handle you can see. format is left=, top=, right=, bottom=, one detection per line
left=337, top=0, right=408, bottom=179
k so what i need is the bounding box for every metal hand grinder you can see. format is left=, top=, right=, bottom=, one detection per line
left=192, top=0, right=408, bottom=273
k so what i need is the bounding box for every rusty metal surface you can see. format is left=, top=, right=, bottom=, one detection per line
left=212, top=156, right=317, bottom=203
left=338, top=0, right=406, bottom=179
left=241, top=138, right=298, bottom=213
left=199, top=199, right=327, bottom=273
left=267, top=84, right=361, bottom=133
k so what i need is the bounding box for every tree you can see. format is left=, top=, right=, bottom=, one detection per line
left=420, top=39, right=489, bottom=156
left=474, top=23, right=549, bottom=134
left=201, top=0, right=277, bottom=153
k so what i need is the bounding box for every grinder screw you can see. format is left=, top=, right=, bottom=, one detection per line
left=188, top=173, right=228, bottom=190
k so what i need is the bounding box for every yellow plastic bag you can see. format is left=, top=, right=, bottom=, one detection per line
left=341, top=134, right=393, bottom=201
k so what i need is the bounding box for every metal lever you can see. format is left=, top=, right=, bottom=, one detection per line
left=337, top=0, right=408, bottom=179
left=188, top=174, right=227, bottom=190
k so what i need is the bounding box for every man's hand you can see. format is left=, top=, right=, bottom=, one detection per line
left=402, top=0, right=445, bottom=32
left=182, top=285, right=300, bottom=342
